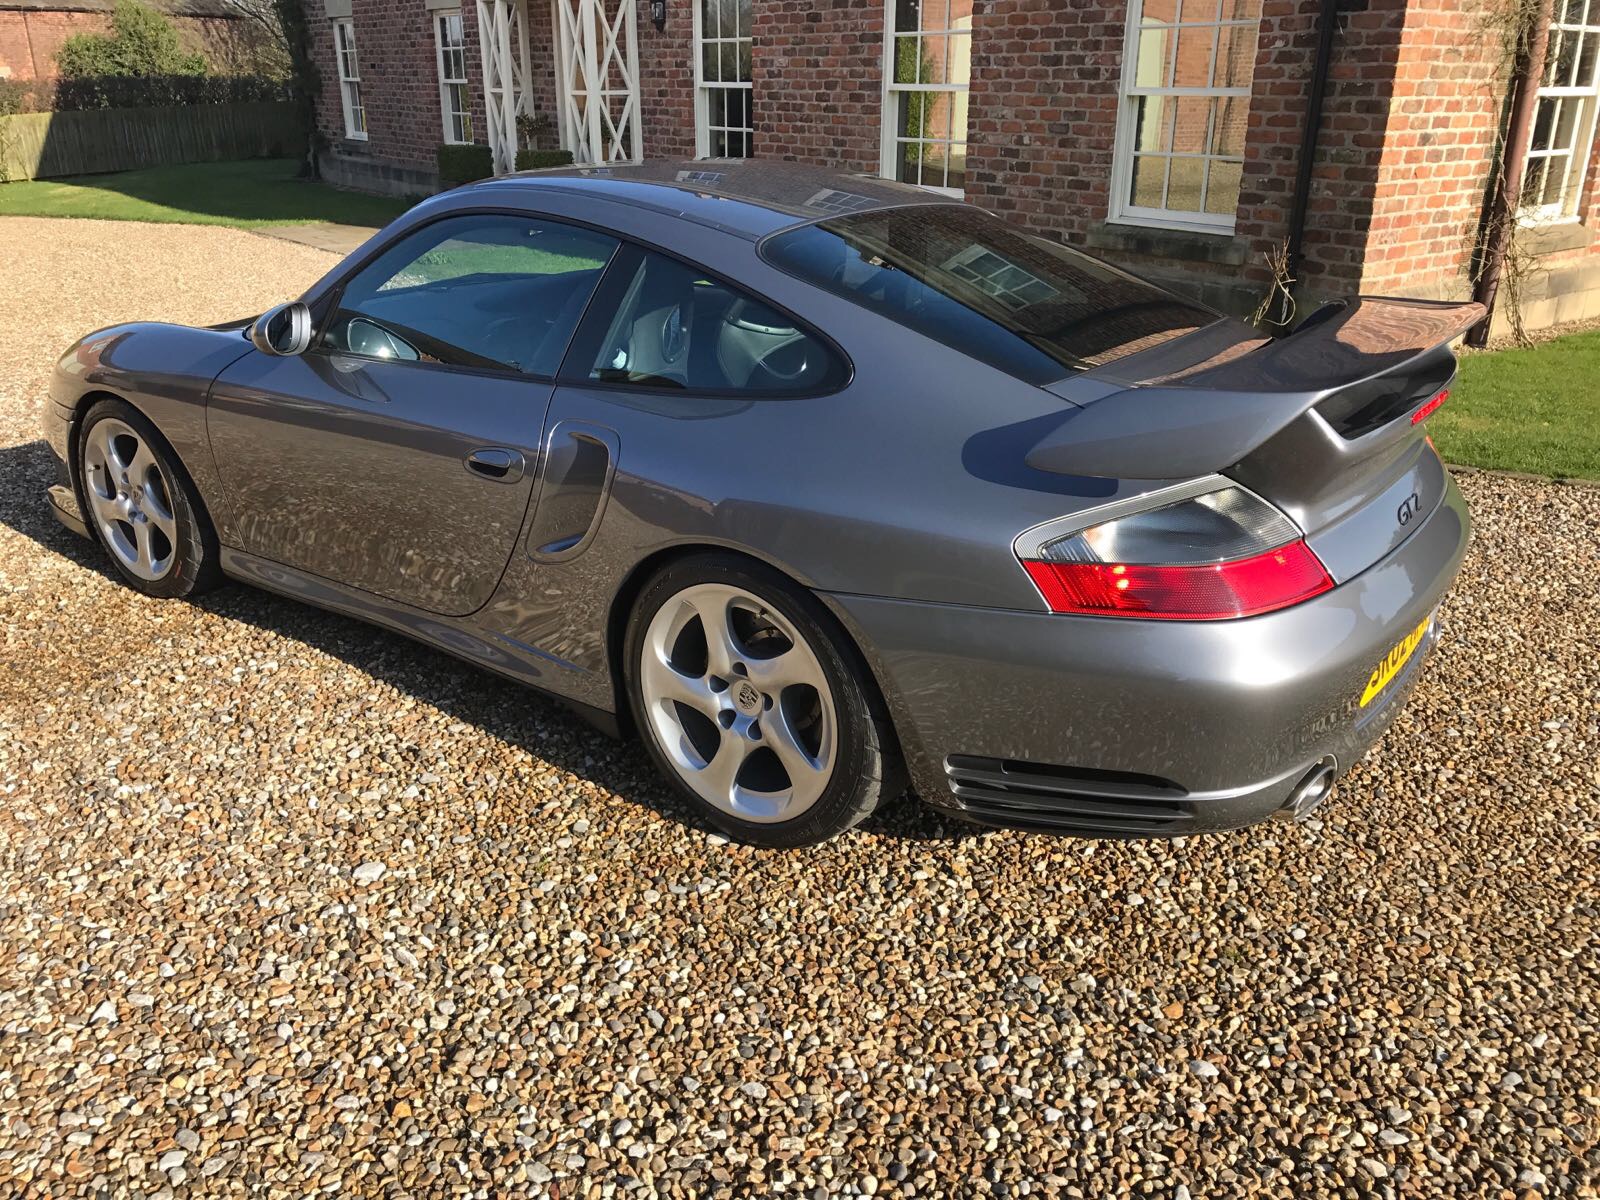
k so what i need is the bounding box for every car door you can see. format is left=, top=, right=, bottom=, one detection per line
left=469, top=242, right=852, bottom=687
left=207, top=212, right=621, bottom=617
left=521, top=243, right=850, bottom=562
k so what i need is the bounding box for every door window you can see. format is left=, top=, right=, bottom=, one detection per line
left=579, top=248, right=846, bottom=394
left=322, top=214, right=620, bottom=377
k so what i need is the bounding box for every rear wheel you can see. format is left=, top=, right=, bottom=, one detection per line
left=77, top=399, right=221, bottom=599
left=626, top=555, right=899, bottom=847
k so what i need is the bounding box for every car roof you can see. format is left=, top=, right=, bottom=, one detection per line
left=466, top=158, right=954, bottom=241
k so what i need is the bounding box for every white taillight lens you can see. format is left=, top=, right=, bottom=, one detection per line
left=1047, top=486, right=1302, bottom=566
left=1020, top=485, right=1334, bottom=620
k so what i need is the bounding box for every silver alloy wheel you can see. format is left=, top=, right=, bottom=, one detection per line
left=82, top=417, right=178, bottom=582
left=640, top=582, right=837, bottom=823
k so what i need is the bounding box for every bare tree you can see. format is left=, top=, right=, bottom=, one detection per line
left=215, top=0, right=291, bottom=76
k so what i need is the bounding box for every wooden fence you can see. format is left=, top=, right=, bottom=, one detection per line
left=0, top=102, right=301, bottom=183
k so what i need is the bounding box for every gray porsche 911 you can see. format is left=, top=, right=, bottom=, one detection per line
left=43, top=159, right=1474, bottom=846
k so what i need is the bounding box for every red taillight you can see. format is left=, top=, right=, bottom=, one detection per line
left=1022, top=540, right=1334, bottom=620
left=1411, top=388, right=1449, bottom=425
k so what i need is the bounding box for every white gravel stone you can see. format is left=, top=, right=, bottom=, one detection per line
left=352, top=861, right=387, bottom=884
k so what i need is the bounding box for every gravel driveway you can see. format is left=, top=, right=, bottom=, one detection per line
left=1, top=216, right=1597, bottom=1199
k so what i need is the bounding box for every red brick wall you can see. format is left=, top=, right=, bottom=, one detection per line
left=962, top=1, right=1122, bottom=245
left=1358, top=1, right=1600, bottom=326
left=636, top=0, right=696, bottom=159
left=0, top=10, right=105, bottom=81
left=751, top=0, right=883, bottom=174
left=338, top=0, right=442, bottom=167
left=1357, top=2, right=1501, bottom=296
left=0, top=10, right=44, bottom=79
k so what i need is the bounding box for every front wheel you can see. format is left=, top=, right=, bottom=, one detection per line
left=625, top=555, right=900, bottom=847
left=77, top=399, right=221, bottom=599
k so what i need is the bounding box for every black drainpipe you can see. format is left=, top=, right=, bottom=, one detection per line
left=1466, top=2, right=1552, bottom=347
left=1275, top=0, right=1340, bottom=330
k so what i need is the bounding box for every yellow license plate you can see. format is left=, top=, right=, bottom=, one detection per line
left=1359, top=615, right=1433, bottom=708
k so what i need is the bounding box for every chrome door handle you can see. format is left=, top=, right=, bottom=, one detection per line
left=465, top=447, right=524, bottom=482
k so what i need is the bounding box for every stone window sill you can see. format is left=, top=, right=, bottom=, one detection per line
left=1518, top=220, right=1594, bottom=257
left=1085, top=221, right=1248, bottom=268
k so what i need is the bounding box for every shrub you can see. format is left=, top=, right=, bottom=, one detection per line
left=437, top=143, right=494, bottom=187
left=0, top=79, right=43, bottom=116
left=56, top=0, right=208, bottom=79
left=514, top=148, right=573, bottom=171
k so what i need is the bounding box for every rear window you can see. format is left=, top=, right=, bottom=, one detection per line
left=761, top=205, right=1217, bottom=384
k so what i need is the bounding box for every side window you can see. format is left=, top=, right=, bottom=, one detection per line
left=323, top=214, right=619, bottom=377
left=583, top=249, right=846, bottom=394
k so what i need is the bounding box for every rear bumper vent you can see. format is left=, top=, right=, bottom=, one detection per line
left=944, top=755, right=1192, bottom=836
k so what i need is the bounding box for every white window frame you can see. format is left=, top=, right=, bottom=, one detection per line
left=1109, top=0, right=1260, bottom=235
left=692, top=0, right=753, bottom=158
left=334, top=19, right=366, bottom=141
left=435, top=9, right=472, bottom=145
left=878, top=0, right=972, bottom=197
left=1522, top=1, right=1600, bottom=225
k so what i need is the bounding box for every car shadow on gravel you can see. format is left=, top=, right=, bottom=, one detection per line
left=0, top=439, right=976, bottom=845
left=0, top=440, right=118, bottom=574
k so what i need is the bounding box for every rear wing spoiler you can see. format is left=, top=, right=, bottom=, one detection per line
left=1026, top=297, right=1485, bottom=480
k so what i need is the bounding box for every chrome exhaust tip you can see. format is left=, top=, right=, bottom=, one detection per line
left=1273, top=758, right=1337, bottom=823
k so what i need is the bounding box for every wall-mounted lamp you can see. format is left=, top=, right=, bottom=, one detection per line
left=650, top=0, right=665, bottom=31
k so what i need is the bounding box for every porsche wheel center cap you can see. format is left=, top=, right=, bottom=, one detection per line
left=733, top=680, right=762, bottom=715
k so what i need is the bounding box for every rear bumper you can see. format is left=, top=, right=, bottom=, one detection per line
left=824, top=474, right=1470, bottom=837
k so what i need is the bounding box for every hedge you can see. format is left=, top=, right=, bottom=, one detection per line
left=437, top=142, right=493, bottom=187
left=2, top=75, right=289, bottom=115
left=515, top=148, right=573, bottom=171
left=56, top=74, right=288, bottom=111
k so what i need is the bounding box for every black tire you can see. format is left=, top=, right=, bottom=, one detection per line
left=77, top=399, right=223, bottom=600
left=625, top=553, right=902, bottom=848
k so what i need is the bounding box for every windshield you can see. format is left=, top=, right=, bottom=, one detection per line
left=761, top=204, right=1218, bottom=384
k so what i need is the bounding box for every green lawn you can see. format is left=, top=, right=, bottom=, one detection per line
left=1432, top=329, right=1600, bottom=481
left=0, top=157, right=410, bottom=229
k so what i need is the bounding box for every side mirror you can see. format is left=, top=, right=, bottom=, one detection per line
left=249, top=302, right=313, bottom=356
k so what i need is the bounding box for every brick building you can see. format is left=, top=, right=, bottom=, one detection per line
left=310, top=0, right=1600, bottom=332
left=0, top=0, right=262, bottom=81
